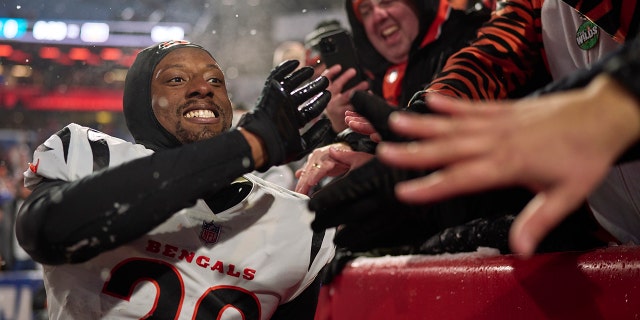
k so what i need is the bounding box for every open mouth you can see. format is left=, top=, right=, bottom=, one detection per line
left=381, top=25, right=399, bottom=39
left=183, top=109, right=219, bottom=119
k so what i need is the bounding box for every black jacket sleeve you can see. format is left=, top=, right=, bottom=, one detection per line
left=334, top=129, right=378, bottom=154
left=16, top=130, right=256, bottom=265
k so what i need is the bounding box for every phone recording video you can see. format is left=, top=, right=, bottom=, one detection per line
left=315, top=29, right=366, bottom=92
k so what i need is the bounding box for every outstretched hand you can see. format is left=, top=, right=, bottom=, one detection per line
left=294, top=143, right=373, bottom=195
left=378, top=76, right=640, bottom=256
left=345, top=90, right=431, bottom=142
left=344, top=110, right=381, bottom=141
left=306, top=90, right=548, bottom=253
left=322, top=65, right=370, bottom=133
left=238, top=60, right=331, bottom=170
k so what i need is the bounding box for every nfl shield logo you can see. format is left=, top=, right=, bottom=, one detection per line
left=200, top=221, right=221, bottom=245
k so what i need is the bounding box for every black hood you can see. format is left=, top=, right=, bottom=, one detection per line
left=123, top=40, right=213, bottom=151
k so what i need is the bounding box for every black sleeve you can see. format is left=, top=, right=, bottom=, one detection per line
left=269, top=274, right=323, bottom=320
left=16, top=130, right=255, bottom=265
left=334, top=128, right=378, bottom=154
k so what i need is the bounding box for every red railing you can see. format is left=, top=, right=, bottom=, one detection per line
left=315, top=245, right=640, bottom=319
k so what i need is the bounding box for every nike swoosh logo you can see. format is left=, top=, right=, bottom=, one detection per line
left=29, top=159, right=40, bottom=173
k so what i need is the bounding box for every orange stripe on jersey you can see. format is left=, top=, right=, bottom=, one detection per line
left=427, top=0, right=545, bottom=100
left=29, top=159, right=40, bottom=173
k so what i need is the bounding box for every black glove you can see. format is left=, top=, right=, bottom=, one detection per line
left=309, top=157, right=439, bottom=251
left=404, top=89, right=432, bottom=113
left=309, top=92, right=434, bottom=251
left=350, top=91, right=407, bottom=142
left=350, top=90, right=432, bottom=142
left=297, top=117, right=336, bottom=159
left=311, top=90, right=533, bottom=253
left=418, top=215, right=515, bottom=255
left=332, top=90, right=430, bottom=153
left=238, top=60, right=331, bottom=170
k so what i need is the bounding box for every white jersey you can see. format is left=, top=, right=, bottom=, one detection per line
left=24, top=123, right=335, bottom=319
left=542, top=1, right=640, bottom=244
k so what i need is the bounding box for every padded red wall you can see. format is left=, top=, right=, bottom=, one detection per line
left=315, top=246, right=640, bottom=319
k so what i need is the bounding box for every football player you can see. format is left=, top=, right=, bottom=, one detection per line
left=16, top=41, right=335, bottom=319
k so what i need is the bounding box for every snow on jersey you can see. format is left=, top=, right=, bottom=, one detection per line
left=24, top=123, right=336, bottom=319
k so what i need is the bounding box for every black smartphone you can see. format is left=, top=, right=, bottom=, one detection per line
left=317, top=29, right=366, bottom=92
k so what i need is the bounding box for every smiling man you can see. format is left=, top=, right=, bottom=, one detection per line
left=348, top=0, right=491, bottom=106
left=355, top=0, right=420, bottom=65
left=15, top=41, right=335, bottom=319
left=294, top=0, right=492, bottom=194
left=150, top=46, right=233, bottom=144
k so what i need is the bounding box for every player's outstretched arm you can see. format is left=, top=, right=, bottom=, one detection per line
left=16, top=130, right=261, bottom=265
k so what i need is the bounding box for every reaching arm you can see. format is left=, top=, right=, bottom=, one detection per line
left=17, top=60, right=332, bottom=265
left=425, top=0, right=550, bottom=100
left=16, top=130, right=257, bottom=265
left=379, top=74, right=640, bottom=256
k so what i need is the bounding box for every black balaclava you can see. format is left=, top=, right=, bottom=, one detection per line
left=123, top=40, right=214, bottom=151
